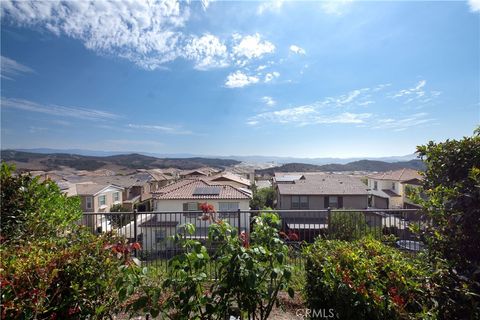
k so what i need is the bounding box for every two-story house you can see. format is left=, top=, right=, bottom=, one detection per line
left=118, top=179, right=251, bottom=252
left=367, top=168, right=423, bottom=209
left=76, top=183, right=124, bottom=232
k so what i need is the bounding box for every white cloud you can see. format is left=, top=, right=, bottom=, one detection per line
left=232, top=33, right=275, bottom=61
left=257, top=0, right=283, bottom=15
left=321, top=0, right=353, bottom=15
left=468, top=0, right=480, bottom=12
left=247, top=104, right=372, bottom=126
left=1, top=97, right=119, bottom=121
left=183, top=34, right=228, bottom=70
left=1, top=56, right=34, bottom=80
left=262, top=96, right=276, bottom=107
left=390, top=80, right=440, bottom=105
left=289, top=45, right=306, bottom=55
left=1, top=0, right=189, bottom=70
left=264, top=71, right=280, bottom=83
left=127, top=123, right=192, bottom=135
left=225, top=71, right=259, bottom=88
left=372, top=113, right=435, bottom=131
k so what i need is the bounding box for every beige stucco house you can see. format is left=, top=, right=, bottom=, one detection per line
left=118, top=179, right=251, bottom=252
left=367, top=168, right=423, bottom=209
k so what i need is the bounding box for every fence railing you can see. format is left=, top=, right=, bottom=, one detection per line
left=81, top=209, right=427, bottom=269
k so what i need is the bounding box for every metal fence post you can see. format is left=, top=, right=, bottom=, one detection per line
left=327, top=207, right=331, bottom=237
left=133, top=209, right=138, bottom=257
left=237, top=209, right=242, bottom=235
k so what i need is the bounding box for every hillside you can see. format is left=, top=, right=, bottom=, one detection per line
left=0, top=150, right=240, bottom=171
left=255, top=159, right=425, bottom=175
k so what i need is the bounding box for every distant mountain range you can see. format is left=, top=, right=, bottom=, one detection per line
left=9, top=148, right=418, bottom=165
left=1, top=149, right=424, bottom=174
left=255, top=159, right=425, bottom=175
left=1, top=150, right=240, bottom=172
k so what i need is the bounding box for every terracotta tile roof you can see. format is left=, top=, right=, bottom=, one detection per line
left=367, top=168, right=423, bottom=182
left=277, top=174, right=368, bottom=196
left=153, top=179, right=251, bottom=200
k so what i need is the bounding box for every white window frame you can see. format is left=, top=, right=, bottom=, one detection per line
left=86, top=196, right=93, bottom=209
left=155, top=230, right=165, bottom=243
left=291, top=195, right=308, bottom=209
left=374, top=181, right=378, bottom=190
left=113, top=192, right=120, bottom=202
left=391, top=182, right=396, bottom=190
left=98, top=195, right=106, bottom=207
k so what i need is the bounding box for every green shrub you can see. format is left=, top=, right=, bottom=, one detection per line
left=304, top=238, right=434, bottom=320
left=328, top=211, right=380, bottom=241
left=0, top=163, right=131, bottom=319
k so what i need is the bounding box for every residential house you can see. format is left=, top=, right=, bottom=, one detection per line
left=179, top=167, right=220, bottom=179
left=76, top=183, right=124, bottom=232
left=275, top=173, right=369, bottom=211
left=208, top=171, right=252, bottom=190
left=119, top=179, right=251, bottom=252
left=274, top=173, right=370, bottom=241
left=367, top=168, right=423, bottom=210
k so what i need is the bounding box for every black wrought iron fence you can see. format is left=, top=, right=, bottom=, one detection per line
left=81, top=209, right=426, bottom=270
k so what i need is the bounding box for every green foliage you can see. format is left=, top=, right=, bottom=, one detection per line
left=119, top=211, right=294, bottom=320
left=328, top=211, right=381, bottom=241
left=304, top=238, right=434, bottom=320
left=250, top=185, right=275, bottom=210
left=414, top=130, right=480, bottom=318
left=0, top=163, right=130, bottom=319
left=107, top=204, right=134, bottom=228
left=1, top=162, right=82, bottom=242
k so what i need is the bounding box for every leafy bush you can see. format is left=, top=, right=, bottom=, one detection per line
left=250, top=185, right=275, bottom=210
left=328, top=211, right=380, bottom=241
left=304, top=238, right=434, bottom=320
left=118, top=205, right=294, bottom=320
left=0, top=163, right=131, bottom=319
left=413, top=129, right=480, bottom=318
left=0, top=163, right=81, bottom=242
left=0, top=231, right=129, bottom=319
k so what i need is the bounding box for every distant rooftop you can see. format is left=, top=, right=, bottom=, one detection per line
left=153, top=179, right=251, bottom=200
left=277, top=174, right=368, bottom=195
left=367, top=168, right=423, bottom=182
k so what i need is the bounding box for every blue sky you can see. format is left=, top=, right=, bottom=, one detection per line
left=1, top=0, right=479, bottom=158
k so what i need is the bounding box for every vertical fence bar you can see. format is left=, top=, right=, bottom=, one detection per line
left=133, top=209, right=137, bottom=257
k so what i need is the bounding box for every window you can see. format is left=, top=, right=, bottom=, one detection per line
left=187, top=202, right=198, bottom=211
left=291, top=195, right=308, bottom=209
left=373, top=181, right=378, bottom=190
left=98, top=195, right=106, bottom=207
left=391, top=182, right=396, bottom=190
left=113, top=192, right=120, bottom=202
left=86, top=196, right=93, bottom=209
left=329, top=196, right=338, bottom=208
left=155, top=230, right=165, bottom=243
left=219, top=202, right=239, bottom=212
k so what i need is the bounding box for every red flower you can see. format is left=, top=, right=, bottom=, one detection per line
left=240, top=231, right=250, bottom=248
left=131, top=242, right=141, bottom=250
left=288, top=232, right=299, bottom=241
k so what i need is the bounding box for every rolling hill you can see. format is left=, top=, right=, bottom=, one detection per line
left=0, top=150, right=240, bottom=171
left=255, top=159, right=425, bottom=175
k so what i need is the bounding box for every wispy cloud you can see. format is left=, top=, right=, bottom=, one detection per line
left=1, top=56, right=34, bottom=80
left=390, top=80, right=441, bottom=105
left=127, top=123, right=192, bottom=135
left=1, top=97, right=120, bottom=121
left=468, top=0, right=480, bottom=12
left=372, top=113, right=435, bottom=132
left=257, top=0, right=283, bottom=15
left=183, top=34, right=228, bottom=70
left=289, top=45, right=306, bottom=55
left=264, top=71, right=280, bottom=83
left=262, top=96, right=276, bottom=107
left=321, top=0, right=353, bottom=15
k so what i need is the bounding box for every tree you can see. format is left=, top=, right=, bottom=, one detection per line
left=415, top=128, right=480, bottom=318
left=107, top=204, right=133, bottom=228
left=250, top=185, right=275, bottom=210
